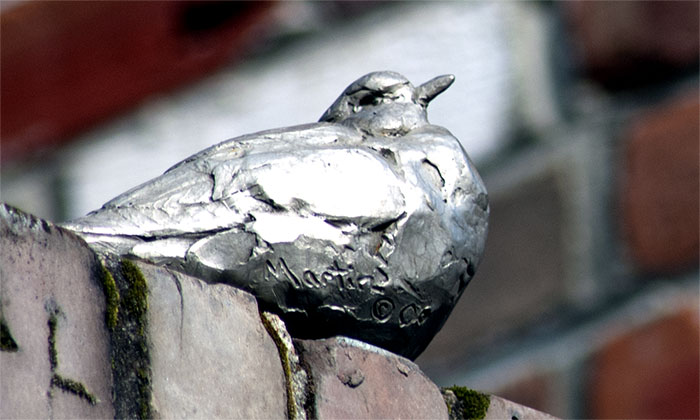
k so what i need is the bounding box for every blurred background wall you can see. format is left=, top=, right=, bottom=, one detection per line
left=1, top=1, right=698, bottom=418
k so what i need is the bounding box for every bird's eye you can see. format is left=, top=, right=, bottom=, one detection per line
left=358, top=93, right=381, bottom=107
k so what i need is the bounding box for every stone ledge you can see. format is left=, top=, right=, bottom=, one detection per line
left=1, top=204, right=113, bottom=419
left=0, top=205, right=286, bottom=419
left=0, top=204, right=557, bottom=419
left=295, top=336, right=449, bottom=419
left=443, top=387, right=558, bottom=420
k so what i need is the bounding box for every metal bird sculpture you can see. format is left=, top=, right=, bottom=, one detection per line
left=62, top=71, right=489, bottom=359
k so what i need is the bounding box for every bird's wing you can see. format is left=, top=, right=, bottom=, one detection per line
left=62, top=123, right=407, bottom=241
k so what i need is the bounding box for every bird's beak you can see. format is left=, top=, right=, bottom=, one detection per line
left=416, top=74, right=455, bottom=106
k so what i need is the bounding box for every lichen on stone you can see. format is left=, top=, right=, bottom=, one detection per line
left=119, top=259, right=151, bottom=418
left=101, top=258, right=152, bottom=419
left=443, top=385, right=490, bottom=420
left=51, top=374, right=98, bottom=405
left=120, top=259, right=149, bottom=333
left=48, top=312, right=59, bottom=370
left=46, top=307, right=98, bottom=405
left=99, top=262, right=120, bottom=329
left=261, top=311, right=297, bottom=419
left=260, top=310, right=309, bottom=420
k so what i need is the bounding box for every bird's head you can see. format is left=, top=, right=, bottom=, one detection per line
left=320, top=71, right=454, bottom=137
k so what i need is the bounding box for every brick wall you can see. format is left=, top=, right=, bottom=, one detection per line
left=620, top=92, right=699, bottom=275
left=1, top=2, right=697, bottom=418
left=418, top=2, right=698, bottom=418
left=1, top=1, right=274, bottom=163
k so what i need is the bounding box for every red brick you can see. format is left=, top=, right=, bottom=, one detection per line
left=620, top=91, right=699, bottom=274
left=0, top=1, right=273, bottom=163
left=588, top=306, right=700, bottom=419
left=564, top=2, right=699, bottom=89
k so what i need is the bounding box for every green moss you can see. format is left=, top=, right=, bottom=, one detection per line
left=446, top=386, right=490, bottom=420
left=46, top=309, right=98, bottom=405
left=136, top=367, right=149, bottom=380
left=119, top=259, right=151, bottom=419
left=48, top=313, right=59, bottom=370
left=260, top=312, right=297, bottom=420
left=51, top=374, right=98, bottom=405
left=138, top=381, right=150, bottom=419
left=120, top=260, right=148, bottom=332
left=100, top=259, right=153, bottom=418
left=120, top=260, right=148, bottom=315
left=135, top=367, right=151, bottom=419
left=0, top=318, right=18, bottom=352
left=99, top=263, right=120, bottom=329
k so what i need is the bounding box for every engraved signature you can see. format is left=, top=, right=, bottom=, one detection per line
left=263, top=257, right=430, bottom=326
left=264, top=257, right=387, bottom=293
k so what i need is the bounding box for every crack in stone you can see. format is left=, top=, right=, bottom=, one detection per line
left=260, top=311, right=310, bottom=420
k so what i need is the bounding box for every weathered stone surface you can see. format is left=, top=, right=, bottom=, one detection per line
left=442, top=387, right=559, bottom=420
left=0, top=204, right=287, bottom=419
left=261, top=311, right=309, bottom=420
left=0, top=205, right=114, bottom=419
left=141, top=262, right=287, bottom=419
left=295, top=336, right=448, bottom=419
left=485, top=395, right=558, bottom=420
